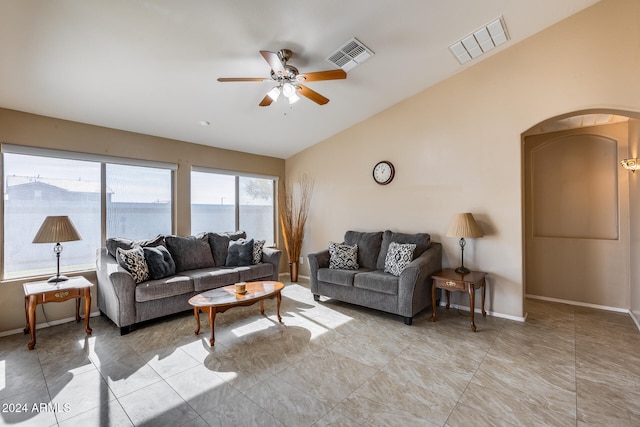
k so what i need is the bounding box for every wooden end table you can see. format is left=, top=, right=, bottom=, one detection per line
left=188, top=281, right=284, bottom=346
left=23, top=276, right=93, bottom=350
left=431, top=268, right=487, bottom=332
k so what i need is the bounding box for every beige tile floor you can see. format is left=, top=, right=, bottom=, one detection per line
left=1, top=280, right=639, bottom=426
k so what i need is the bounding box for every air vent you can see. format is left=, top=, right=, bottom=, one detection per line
left=449, top=16, right=509, bottom=65
left=326, top=38, right=374, bottom=72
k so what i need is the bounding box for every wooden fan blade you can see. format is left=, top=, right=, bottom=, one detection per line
left=259, top=94, right=274, bottom=107
left=217, top=77, right=268, bottom=82
left=260, top=50, right=285, bottom=74
left=297, top=84, right=329, bottom=105
left=298, top=69, right=347, bottom=82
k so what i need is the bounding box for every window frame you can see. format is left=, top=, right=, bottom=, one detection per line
left=1, top=143, right=177, bottom=281
left=190, top=166, right=278, bottom=245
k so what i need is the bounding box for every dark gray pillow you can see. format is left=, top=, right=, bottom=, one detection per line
left=165, top=235, right=215, bottom=273
left=106, top=235, right=165, bottom=258
left=376, top=230, right=431, bottom=270
left=143, top=245, right=176, bottom=280
left=225, top=238, right=254, bottom=266
left=206, top=231, right=247, bottom=266
left=344, top=231, right=383, bottom=269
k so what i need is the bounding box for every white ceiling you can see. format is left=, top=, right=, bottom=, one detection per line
left=0, top=0, right=600, bottom=159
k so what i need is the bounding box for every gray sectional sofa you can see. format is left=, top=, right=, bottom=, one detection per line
left=96, top=231, right=281, bottom=334
left=308, top=230, right=442, bottom=325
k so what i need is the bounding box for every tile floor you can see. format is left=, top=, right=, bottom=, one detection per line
left=1, top=280, right=639, bottom=426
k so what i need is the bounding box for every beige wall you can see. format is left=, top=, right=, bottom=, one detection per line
left=0, top=108, right=285, bottom=334
left=287, top=0, right=640, bottom=319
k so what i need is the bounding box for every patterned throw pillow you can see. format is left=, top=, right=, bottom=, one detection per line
left=253, top=240, right=266, bottom=264
left=384, top=242, right=416, bottom=276
left=116, top=246, right=150, bottom=283
left=329, top=242, right=359, bottom=270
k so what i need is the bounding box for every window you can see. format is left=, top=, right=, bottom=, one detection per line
left=3, top=153, right=101, bottom=280
left=191, top=170, right=276, bottom=244
left=2, top=145, right=175, bottom=280
left=106, top=164, right=172, bottom=239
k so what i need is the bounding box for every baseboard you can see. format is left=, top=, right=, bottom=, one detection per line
left=0, top=311, right=101, bottom=338
left=526, top=294, right=640, bottom=332
left=526, top=294, right=630, bottom=313
left=438, top=301, right=527, bottom=322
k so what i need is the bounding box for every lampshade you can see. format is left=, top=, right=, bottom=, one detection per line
left=32, top=216, right=82, bottom=244
left=267, top=86, right=280, bottom=101
left=446, top=213, right=483, bottom=239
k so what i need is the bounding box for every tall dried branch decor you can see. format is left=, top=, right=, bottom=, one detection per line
left=280, top=173, right=314, bottom=264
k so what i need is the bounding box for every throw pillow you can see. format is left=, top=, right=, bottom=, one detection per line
left=106, top=234, right=165, bottom=258
left=253, top=240, right=265, bottom=264
left=165, top=235, right=215, bottom=273
left=206, top=231, right=248, bottom=267
left=143, top=245, right=176, bottom=280
left=116, top=246, right=150, bottom=284
left=384, top=242, right=416, bottom=277
left=329, top=241, right=359, bottom=270
left=226, top=238, right=254, bottom=266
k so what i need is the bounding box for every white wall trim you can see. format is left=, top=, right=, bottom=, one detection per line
left=527, top=294, right=640, bottom=332
left=439, top=301, right=527, bottom=322
left=0, top=311, right=101, bottom=338
left=526, top=294, right=630, bottom=313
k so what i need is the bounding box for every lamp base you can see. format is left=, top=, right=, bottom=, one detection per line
left=454, top=266, right=470, bottom=275
left=47, top=275, right=69, bottom=284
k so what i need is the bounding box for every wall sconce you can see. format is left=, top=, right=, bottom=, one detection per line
left=620, top=158, right=640, bottom=173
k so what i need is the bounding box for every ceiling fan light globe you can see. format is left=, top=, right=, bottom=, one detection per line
left=288, top=93, right=300, bottom=104
left=267, top=87, right=281, bottom=101
left=282, top=82, right=295, bottom=97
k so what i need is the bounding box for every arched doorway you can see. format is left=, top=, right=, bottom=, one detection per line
left=523, top=110, right=639, bottom=310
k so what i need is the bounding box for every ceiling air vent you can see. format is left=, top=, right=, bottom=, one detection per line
left=326, top=38, right=374, bottom=72
left=449, top=16, right=509, bottom=65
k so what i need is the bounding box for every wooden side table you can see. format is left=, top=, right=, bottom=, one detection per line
left=23, top=276, right=93, bottom=350
left=431, top=268, right=487, bottom=332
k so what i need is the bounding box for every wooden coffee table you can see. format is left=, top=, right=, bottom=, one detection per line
left=188, top=281, right=284, bottom=346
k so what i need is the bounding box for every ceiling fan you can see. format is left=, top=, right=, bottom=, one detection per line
left=217, top=49, right=347, bottom=107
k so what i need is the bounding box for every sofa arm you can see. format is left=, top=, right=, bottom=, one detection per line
left=262, top=247, right=282, bottom=281
left=96, top=248, right=137, bottom=328
left=307, top=249, right=330, bottom=289
left=397, top=243, right=443, bottom=317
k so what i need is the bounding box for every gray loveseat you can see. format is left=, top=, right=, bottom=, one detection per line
left=96, top=231, right=281, bottom=334
left=308, top=230, right=441, bottom=325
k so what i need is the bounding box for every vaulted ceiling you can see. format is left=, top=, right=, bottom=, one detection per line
left=0, top=1, right=600, bottom=159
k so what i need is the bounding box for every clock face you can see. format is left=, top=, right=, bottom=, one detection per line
left=373, top=161, right=395, bottom=185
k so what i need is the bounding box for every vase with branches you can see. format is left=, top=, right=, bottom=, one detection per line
left=280, top=173, right=314, bottom=282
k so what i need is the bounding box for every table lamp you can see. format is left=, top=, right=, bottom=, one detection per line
left=32, top=216, right=82, bottom=283
left=446, top=212, right=483, bottom=274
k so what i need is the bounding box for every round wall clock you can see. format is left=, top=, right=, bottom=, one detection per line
left=373, top=160, right=395, bottom=185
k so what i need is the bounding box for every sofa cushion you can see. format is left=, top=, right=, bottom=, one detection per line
left=329, top=242, right=359, bottom=270
left=165, top=235, right=215, bottom=273
left=253, top=240, right=265, bottom=264
left=226, top=238, right=254, bottom=266
left=344, top=231, right=383, bottom=269
left=135, top=274, right=194, bottom=302
left=116, top=246, right=149, bottom=284
left=318, top=267, right=359, bottom=287
left=187, top=268, right=241, bottom=292
left=376, top=231, right=431, bottom=270
left=143, top=245, right=176, bottom=280
left=384, top=242, right=416, bottom=276
left=354, top=270, right=399, bottom=295
left=106, top=234, right=164, bottom=258
left=234, top=263, right=275, bottom=282
left=206, top=231, right=247, bottom=267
